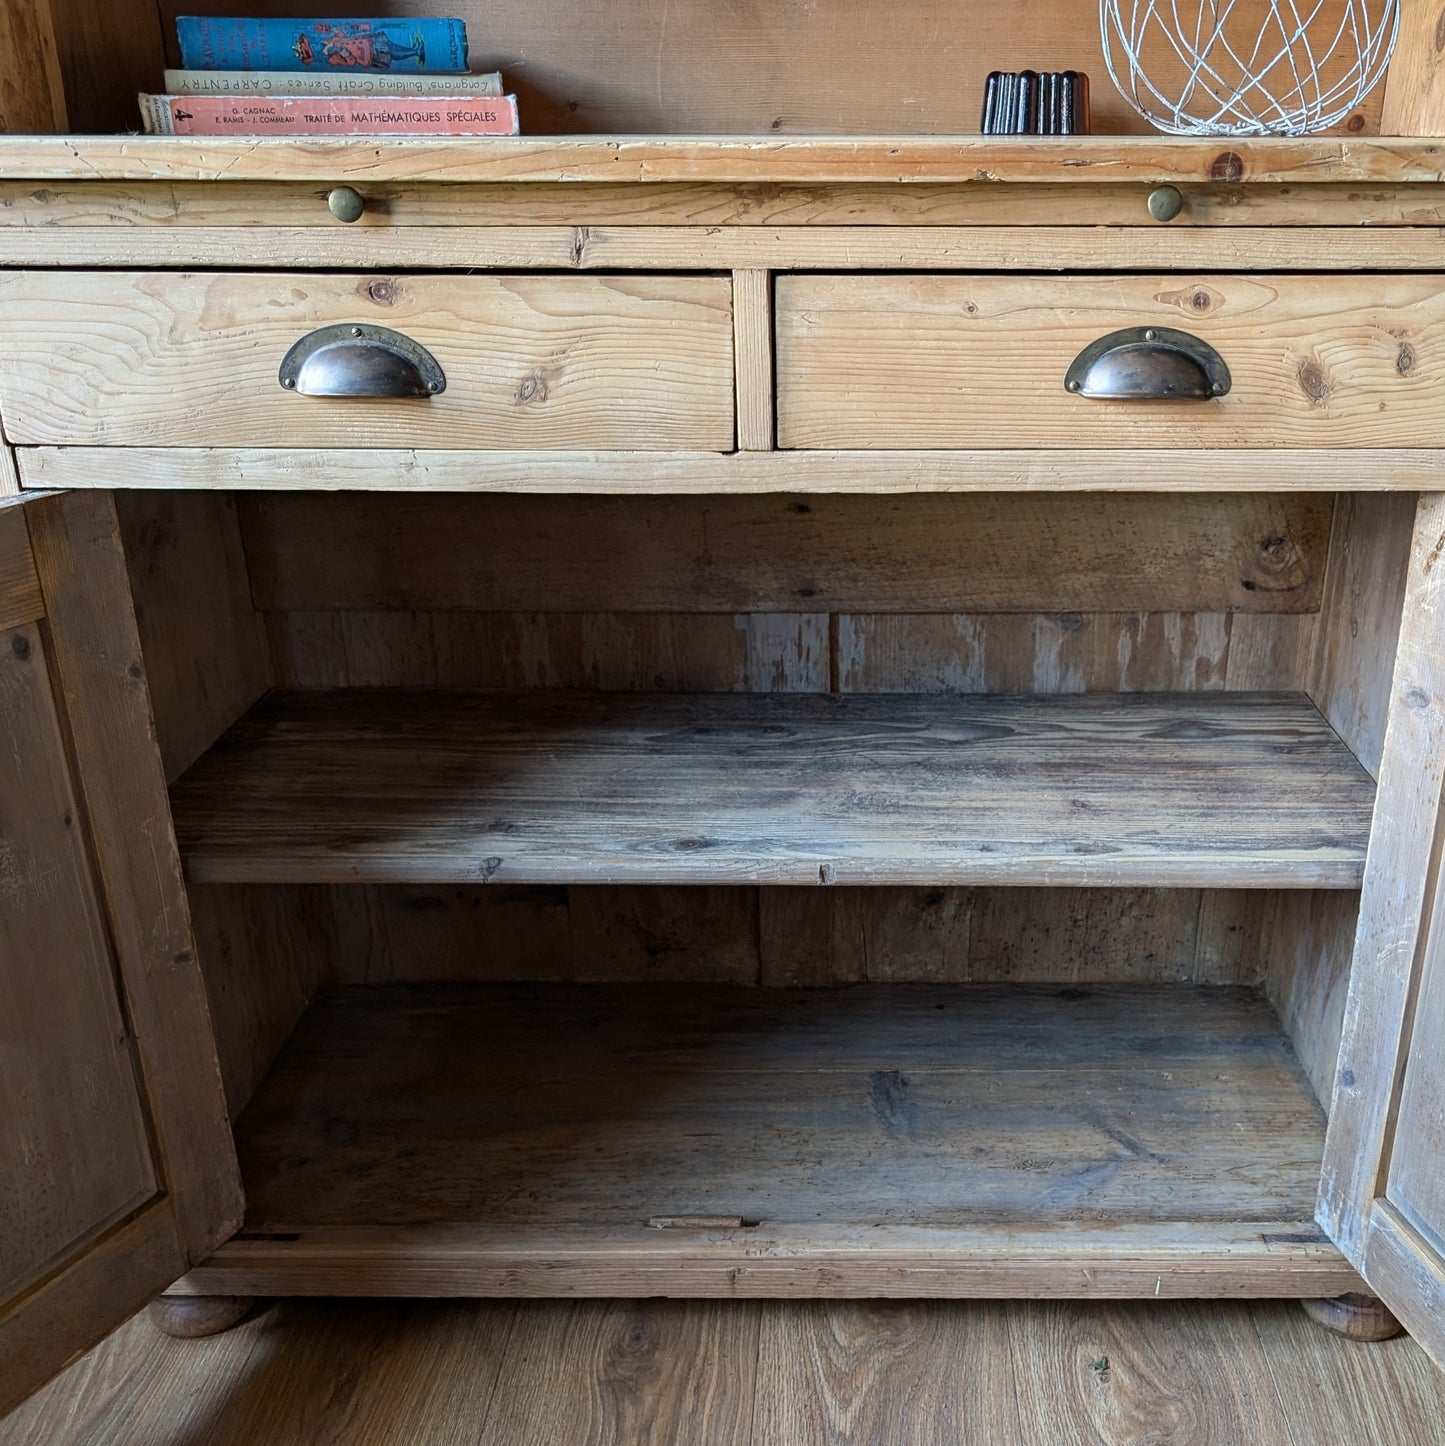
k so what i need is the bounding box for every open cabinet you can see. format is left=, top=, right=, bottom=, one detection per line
left=8, top=464, right=1445, bottom=1413
left=7, top=0, right=1445, bottom=1422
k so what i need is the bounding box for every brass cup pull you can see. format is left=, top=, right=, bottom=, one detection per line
left=1064, top=326, right=1230, bottom=400
left=278, top=324, right=446, bottom=398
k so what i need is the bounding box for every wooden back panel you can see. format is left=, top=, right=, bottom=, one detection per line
left=241, top=493, right=1332, bottom=617
left=153, top=0, right=1382, bottom=138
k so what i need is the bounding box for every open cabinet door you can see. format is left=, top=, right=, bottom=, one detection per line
left=0, top=491, right=241, bottom=1415
left=1320, top=490, right=1445, bottom=1367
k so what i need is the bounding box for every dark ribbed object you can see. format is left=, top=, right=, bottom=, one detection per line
left=980, top=70, right=1091, bottom=134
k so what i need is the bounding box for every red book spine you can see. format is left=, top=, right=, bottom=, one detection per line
left=140, top=92, right=518, bottom=136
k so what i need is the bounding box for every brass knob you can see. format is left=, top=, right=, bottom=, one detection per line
left=1147, top=185, right=1184, bottom=223
left=327, top=186, right=365, bottom=224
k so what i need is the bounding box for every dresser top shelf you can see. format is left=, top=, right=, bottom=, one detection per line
left=1, top=134, right=1443, bottom=185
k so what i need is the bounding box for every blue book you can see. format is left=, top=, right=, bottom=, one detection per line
left=176, top=17, right=469, bottom=74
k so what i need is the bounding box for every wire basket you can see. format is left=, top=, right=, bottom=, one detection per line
left=1100, top=0, right=1399, bottom=136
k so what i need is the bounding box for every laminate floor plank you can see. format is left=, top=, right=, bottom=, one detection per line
left=477, top=1299, right=760, bottom=1446
left=1253, top=1297, right=1445, bottom=1446
left=170, top=690, right=1375, bottom=888
left=751, top=1300, right=1020, bottom=1445
left=5, top=1300, right=1444, bottom=1445
left=1005, top=1299, right=1298, bottom=1445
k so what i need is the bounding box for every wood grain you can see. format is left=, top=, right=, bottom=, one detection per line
left=26, top=491, right=242, bottom=1262
left=186, top=885, right=333, bottom=1119
left=15, top=1295, right=1445, bottom=1446
left=1258, top=890, right=1363, bottom=1109
left=238, top=492, right=1332, bottom=615
left=152, top=0, right=1379, bottom=140
left=10, top=181, right=1445, bottom=230
left=1320, top=492, right=1445, bottom=1260
left=26, top=445, right=1444, bottom=495
left=0, top=506, right=41, bottom=630
left=48, top=0, right=166, bottom=134
left=1309, top=491, right=1416, bottom=780
left=0, top=0, right=66, bottom=135
left=168, top=690, right=1375, bottom=888
left=0, top=621, right=157, bottom=1303
left=116, top=492, right=270, bottom=783
left=1381, top=0, right=1445, bottom=137
left=265, top=610, right=829, bottom=692
left=778, top=272, right=1445, bottom=448
left=180, top=981, right=1351, bottom=1299
left=1258, top=1285, right=1445, bottom=1442
left=732, top=269, right=773, bottom=450
left=478, top=1300, right=759, bottom=1446
left=0, top=444, right=19, bottom=500
left=3, top=136, right=1441, bottom=185
left=0, top=271, right=735, bottom=450
left=287, top=883, right=1303, bottom=995
left=1381, top=834, right=1445, bottom=1250
left=1007, top=1299, right=1298, bottom=1442
left=0, top=1206, right=187, bottom=1421
left=754, top=1300, right=1020, bottom=1444
left=14, top=224, right=1445, bottom=273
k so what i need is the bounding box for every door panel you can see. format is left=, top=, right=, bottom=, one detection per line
left=0, top=494, right=240, bottom=1416
left=1383, top=871, right=1445, bottom=1251
left=1319, top=490, right=1445, bottom=1366
left=0, top=618, right=158, bottom=1299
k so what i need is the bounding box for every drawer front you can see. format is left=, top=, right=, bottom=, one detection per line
left=0, top=271, right=734, bottom=449
left=776, top=273, right=1445, bottom=449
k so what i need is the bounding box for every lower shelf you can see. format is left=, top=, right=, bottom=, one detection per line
left=186, top=982, right=1358, bottom=1299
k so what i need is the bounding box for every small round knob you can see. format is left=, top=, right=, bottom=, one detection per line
left=327, top=186, right=365, bottom=224
left=1147, top=185, right=1184, bottom=223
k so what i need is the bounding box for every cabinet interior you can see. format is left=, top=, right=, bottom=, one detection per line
left=116, top=485, right=1411, bottom=1296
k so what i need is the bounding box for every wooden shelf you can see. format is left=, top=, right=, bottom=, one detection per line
left=170, top=690, right=1374, bottom=888
left=1, top=135, right=1443, bottom=185
left=184, top=981, right=1356, bottom=1299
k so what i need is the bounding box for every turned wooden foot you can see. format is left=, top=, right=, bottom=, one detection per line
left=147, top=1293, right=258, bottom=1339
left=1300, top=1292, right=1405, bottom=1342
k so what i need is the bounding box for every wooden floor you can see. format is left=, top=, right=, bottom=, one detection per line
left=170, top=690, right=1375, bottom=888
left=5, top=1296, right=1444, bottom=1444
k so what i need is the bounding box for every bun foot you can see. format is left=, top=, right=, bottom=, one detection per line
left=147, top=1293, right=258, bottom=1338
left=1300, top=1292, right=1404, bottom=1342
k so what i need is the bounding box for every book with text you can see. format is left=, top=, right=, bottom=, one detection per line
left=139, top=92, right=519, bottom=136
left=164, top=68, right=502, bottom=96
left=175, top=17, right=468, bottom=73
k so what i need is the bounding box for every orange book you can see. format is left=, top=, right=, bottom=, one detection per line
left=138, top=92, right=518, bottom=136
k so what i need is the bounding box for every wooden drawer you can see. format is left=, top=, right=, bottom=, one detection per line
left=776, top=273, right=1445, bottom=448
left=0, top=271, right=735, bottom=449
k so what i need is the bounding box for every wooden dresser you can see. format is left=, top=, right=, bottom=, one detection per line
left=5, top=130, right=1445, bottom=1410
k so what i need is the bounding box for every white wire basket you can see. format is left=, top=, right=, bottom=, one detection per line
left=1100, top=0, right=1400, bottom=136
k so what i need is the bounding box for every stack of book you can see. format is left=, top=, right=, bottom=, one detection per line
left=139, top=17, right=520, bottom=136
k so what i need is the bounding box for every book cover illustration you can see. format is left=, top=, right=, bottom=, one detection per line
left=139, top=92, right=519, bottom=136
left=176, top=17, right=469, bottom=73
left=164, top=68, right=502, bottom=96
